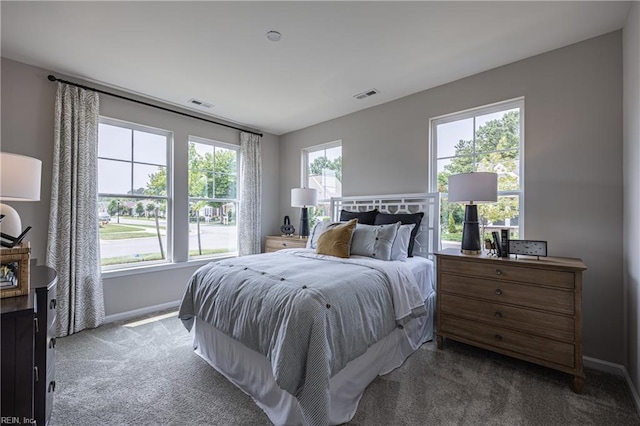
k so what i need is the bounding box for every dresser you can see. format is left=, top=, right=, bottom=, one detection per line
left=32, top=266, right=58, bottom=426
left=264, top=235, right=308, bottom=253
left=0, top=265, right=57, bottom=425
left=435, top=249, right=587, bottom=392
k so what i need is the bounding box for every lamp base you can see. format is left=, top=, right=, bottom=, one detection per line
left=460, top=204, right=482, bottom=255
left=299, top=207, right=310, bottom=238
left=0, top=203, right=22, bottom=239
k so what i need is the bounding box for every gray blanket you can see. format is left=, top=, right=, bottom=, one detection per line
left=179, top=250, right=426, bottom=426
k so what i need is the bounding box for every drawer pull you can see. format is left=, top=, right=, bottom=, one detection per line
left=495, top=269, right=502, bottom=275
left=49, top=337, right=57, bottom=349
left=34, top=317, right=39, bottom=333
left=34, top=366, right=39, bottom=382
left=48, top=381, right=56, bottom=393
left=495, top=334, right=503, bottom=341
left=494, top=311, right=503, bottom=318
left=50, top=299, right=57, bottom=309
left=495, top=289, right=503, bottom=295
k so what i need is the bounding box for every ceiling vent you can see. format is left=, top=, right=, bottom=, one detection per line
left=188, top=98, right=214, bottom=109
left=353, top=89, right=380, bottom=100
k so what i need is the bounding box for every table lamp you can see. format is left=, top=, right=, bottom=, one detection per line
left=0, top=152, right=42, bottom=247
left=448, top=172, right=498, bottom=255
left=291, top=188, right=317, bottom=238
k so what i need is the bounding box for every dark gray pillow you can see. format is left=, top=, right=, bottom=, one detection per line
left=350, top=222, right=400, bottom=261
left=374, top=212, right=424, bottom=257
left=339, top=209, right=378, bottom=225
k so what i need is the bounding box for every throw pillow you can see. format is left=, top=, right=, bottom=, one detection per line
left=339, top=209, right=379, bottom=225
left=316, top=219, right=357, bottom=258
left=374, top=212, right=424, bottom=257
left=390, top=223, right=416, bottom=261
left=350, top=222, right=401, bottom=261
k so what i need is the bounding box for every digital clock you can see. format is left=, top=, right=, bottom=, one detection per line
left=507, top=239, right=548, bottom=258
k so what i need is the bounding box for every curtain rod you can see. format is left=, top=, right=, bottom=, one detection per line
left=47, top=75, right=263, bottom=137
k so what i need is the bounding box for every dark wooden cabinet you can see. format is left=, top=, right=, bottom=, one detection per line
left=0, top=291, right=35, bottom=422
left=1, top=265, right=57, bottom=425
left=32, top=266, right=57, bottom=426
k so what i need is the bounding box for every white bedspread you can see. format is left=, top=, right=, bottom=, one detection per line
left=178, top=250, right=427, bottom=426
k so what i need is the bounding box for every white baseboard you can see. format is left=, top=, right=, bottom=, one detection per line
left=584, top=356, right=640, bottom=416
left=103, top=300, right=181, bottom=324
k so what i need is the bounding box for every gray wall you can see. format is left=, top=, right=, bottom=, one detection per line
left=0, top=57, right=281, bottom=316
left=623, top=2, right=640, bottom=397
left=280, top=32, right=624, bottom=364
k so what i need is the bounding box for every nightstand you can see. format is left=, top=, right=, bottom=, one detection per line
left=435, top=248, right=587, bottom=393
left=264, top=235, right=308, bottom=253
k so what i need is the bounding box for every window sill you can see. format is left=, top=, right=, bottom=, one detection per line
left=101, top=254, right=238, bottom=279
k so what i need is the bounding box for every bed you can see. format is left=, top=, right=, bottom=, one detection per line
left=178, top=193, right=440, bottom=426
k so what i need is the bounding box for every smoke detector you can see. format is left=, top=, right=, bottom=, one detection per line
left=353, top=89, right=380, bottom=100
left=266, top=31, right=282, bottom=42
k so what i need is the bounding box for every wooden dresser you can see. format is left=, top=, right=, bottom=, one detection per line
left=0, top=265, right=57, bottom=425
left=264, top=235, right=308, bottom=253
left=435, top=248, right=587, bottom=392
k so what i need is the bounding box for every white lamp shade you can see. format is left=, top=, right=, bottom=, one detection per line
left=0, top=152, right=42, bottom=201
left=291, top=188, right=318, bottom=207
left=448, top=172, right=498, bottom=203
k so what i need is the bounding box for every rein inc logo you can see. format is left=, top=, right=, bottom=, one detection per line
left=1, top=418, right=35, bottom=425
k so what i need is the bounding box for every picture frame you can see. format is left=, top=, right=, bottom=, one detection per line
left=0, top=242, right=31, bottom=298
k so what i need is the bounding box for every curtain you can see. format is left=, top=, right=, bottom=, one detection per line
left=47, top=83, right=104, bottom=337
left=238, top=132, right=262, bottom=255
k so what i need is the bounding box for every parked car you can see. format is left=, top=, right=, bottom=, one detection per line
left=99, top=212, right=111, bottom=224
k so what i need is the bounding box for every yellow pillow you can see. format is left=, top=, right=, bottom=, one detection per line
left=316, top=219, right=357, bottom=258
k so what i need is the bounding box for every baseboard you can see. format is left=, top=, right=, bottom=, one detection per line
left=103, top=300, right=181, bottom=324
left=584, top=356, right=640, bottom=416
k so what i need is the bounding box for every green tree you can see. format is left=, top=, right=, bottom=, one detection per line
left=146, top=203, right=156, bottom=217
left=135, top=202, right=145, bottom=217
left=107, top=199, right=118, bottom=216
left=309, top=156, right=342, bottom=182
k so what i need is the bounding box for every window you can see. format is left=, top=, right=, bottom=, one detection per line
left=430, top=98, right=524, bottom=250
left=302, top=141, right=342, bottom=226
left=97, top=118, right=171, bottom=269
left=188, top=137, right=239, bottom=258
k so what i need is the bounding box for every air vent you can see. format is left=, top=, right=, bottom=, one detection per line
left=188, top=98, right=214, bottom=109
left=353, top=89, right=380, bottom=100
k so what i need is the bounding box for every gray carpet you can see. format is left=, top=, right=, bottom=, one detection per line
left=51, top=311, right=640, bottom=426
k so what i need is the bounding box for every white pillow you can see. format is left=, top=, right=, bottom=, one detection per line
left=391, top=224, right=416, bottom=261
left=350, top=222, right=400, bottom=261
left=306, top=221, right=335, bottom=249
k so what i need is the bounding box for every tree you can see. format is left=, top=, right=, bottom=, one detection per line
left=135, top=202, right=145, bottom=217
left=309, top=156, right=342, bottom=182
left=146, top=203, right=156, bottom=217
left=107, top=199, right=118, bottom=216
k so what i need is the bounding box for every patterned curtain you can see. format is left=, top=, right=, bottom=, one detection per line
left=238, top=132, right=262, bottom=255
left=47, top=83, right=104, bottom=337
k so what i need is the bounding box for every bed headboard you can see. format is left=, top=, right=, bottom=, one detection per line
left=330, top=193, right=441, bottom=259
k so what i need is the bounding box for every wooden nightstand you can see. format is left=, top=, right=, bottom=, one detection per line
left=264, top=235, right=308, bottom=253
left=435, top=248, right=587, bottom=393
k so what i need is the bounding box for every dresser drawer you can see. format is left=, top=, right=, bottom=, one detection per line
left=440, top=315, right=575, bottom=368
left=265, top=237, right=306, bottom=252
left=440, top=293, right=575, bottom=342
left=440, top=273, right=574, bottom=315
left=439, top=258, right=575, bottom=289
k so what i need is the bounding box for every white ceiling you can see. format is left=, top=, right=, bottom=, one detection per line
left=1, top=1, right=631, bottom=135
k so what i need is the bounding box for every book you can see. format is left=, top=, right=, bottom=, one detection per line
left=501, top=229, right=510, bottom=257
left=492, top=231, right=503, bottom=257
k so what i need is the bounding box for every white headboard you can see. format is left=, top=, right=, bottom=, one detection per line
left=330, top=193, right=441, bottom=259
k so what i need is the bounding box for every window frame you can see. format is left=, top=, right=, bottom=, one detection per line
left=97, top=117, right=174, bottom=271
left=301, top=139, right=342, bottom=203
left=187, top=135, right=241, bottom=259
left=429, top=97, right=525, bottom=238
